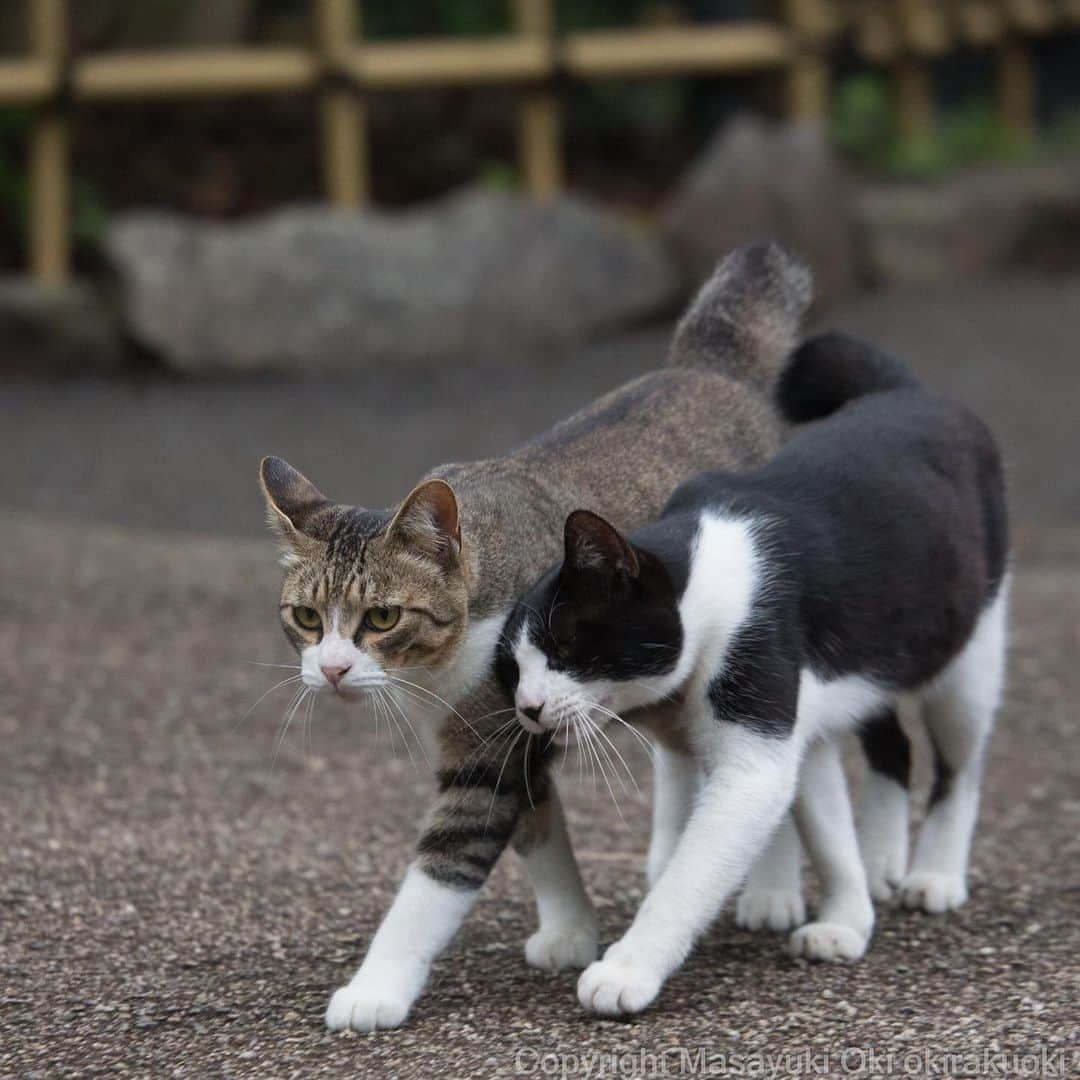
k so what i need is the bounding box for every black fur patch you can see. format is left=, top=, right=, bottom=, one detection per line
left=858, top=709, right=912, bottom=788
left=928, top=735, right=955, bottom=806
left=706, top=615, right=799, bottom=737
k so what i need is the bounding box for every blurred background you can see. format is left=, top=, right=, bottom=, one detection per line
left=1, top=0, right=1079, bottom=540
left=2, top=3, right=1079, bottom=1074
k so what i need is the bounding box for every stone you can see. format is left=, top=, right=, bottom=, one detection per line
left=663, top=116, right=863, bottom=309
left=858, top=160, right=1080, bottom=285
left=104, top=188, right=680, bottom=374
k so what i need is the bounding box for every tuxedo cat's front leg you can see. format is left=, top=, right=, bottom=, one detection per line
left=514, top=786, right=598, bottom=971
left=789, top=738, right=874, bottom=961
left=578, top=721, right=800, bottom=1017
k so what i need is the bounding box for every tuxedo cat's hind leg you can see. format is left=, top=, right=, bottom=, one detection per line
left=790, top=739, right=874, bottom=961
left=901, top=585, right=1008, bottom=914
left=647, top=744, right=699, bottom=886
left=735, top=814, right=806, bottom=932
left=857, top=706, right=912, bottom=901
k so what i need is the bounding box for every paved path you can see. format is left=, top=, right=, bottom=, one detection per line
left=2, top=275, right=1079, bottom=1076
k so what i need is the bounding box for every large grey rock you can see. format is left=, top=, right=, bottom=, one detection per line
left=858, top=161, right=1080, bottom=285
left=105, top=189, right=680, bottom=374
left=664, top=117, right=863, bottom=310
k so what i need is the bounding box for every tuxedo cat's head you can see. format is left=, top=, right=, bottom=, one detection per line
left=497, top=511, right=682, bottom=745
left=259, top=456, right=468, bottom=702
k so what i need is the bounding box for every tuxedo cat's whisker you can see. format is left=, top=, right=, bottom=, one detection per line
left=586, top=715, right=641, bottom=794
left=581, top=713, right=630, bottom=826
left=485, top=727, right=525, bottom=831
left=523, top=734, right=536, bottom=811
left=585, top=714, right=637, bottom=798
left=472, top=715, right=521, bottom=753
left=585, top=701, right=656, bottom=761
left=234, top=674, right=304, bottom=732
left=471, top=706, right=517, bottom=724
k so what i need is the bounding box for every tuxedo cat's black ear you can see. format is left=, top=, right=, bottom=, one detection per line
left=259, top=456, right=332, bottom=548
left=387, top=479, right=461, bottom=562
left=564, top=510, right=639, bottom=579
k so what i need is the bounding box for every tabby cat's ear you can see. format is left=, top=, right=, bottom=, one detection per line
left=564, top=510, right=639, bottom=579
left=259, top=456, right=331, bottom=553
left=386, top=479, right=461, bottom=563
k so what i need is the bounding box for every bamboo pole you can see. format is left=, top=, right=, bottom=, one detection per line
left=997, top=38, right=1037, bottom=137
left=784, top=0, right=831, bottom=123
left=0, top=60, right=53, bottom=105
left=29, top=0, right=69, bottom=282
left=513, top=0, right=562, bottom=200
left=894, top=57, right=934, bottom=139
left=76, top=48, right=318, bottom=100
left=562, top=25, right=791, bottom=77
left=315, top=0, right=367, bottom=208
left=349, top=38, right=548, bottom=89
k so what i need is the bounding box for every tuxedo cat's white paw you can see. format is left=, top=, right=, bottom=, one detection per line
left=526, top=922, right=599, bottom=971
left=865, top=856, right=906, bottom=902
left=735, top=888, right=806, bottom=932
left=577, top=957, right=661, bottom=1016
left=899, top=871, right=967, bottom=914
left=325, top=981, right=411, bottom=1032
left=789, top=921, right=868, bottom=962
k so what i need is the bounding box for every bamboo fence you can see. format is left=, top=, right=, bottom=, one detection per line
left=0, top=0, right=1075, bottom=280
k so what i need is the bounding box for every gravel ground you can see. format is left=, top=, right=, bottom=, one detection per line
left=1, top=515, right=1078, bottom=1078
left=2, top=275, right=1079, bottom=1077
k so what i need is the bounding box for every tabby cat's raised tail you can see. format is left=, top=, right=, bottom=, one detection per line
left=667, top=241, right=812, bottom=394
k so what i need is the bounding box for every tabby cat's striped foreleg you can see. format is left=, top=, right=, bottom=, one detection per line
left=326, top=725, right=538, bottom=1032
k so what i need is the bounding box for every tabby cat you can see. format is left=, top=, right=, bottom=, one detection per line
left=258, top=244, right=811, bottom=1031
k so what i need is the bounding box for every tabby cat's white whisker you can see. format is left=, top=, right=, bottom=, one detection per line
left=386, top=687, right=432, bottom=768
left=235, top=673, right=304, bottom=732
left=272, top=685, right=309, bottom=769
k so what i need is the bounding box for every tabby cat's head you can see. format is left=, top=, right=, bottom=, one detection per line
left=259, top=456, right=469, bottom=701
left=497, top=510, right=682, bottom=745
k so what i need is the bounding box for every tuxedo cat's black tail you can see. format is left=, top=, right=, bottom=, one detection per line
left=779, top=331, right=919, bottom=424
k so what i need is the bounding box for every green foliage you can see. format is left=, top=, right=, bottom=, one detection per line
left=0, top=106, right=108, bottom=259
left=479, top=158, right=518, bottom=191
left=830, top=72, right=1058, bottom=180
left=361, top=0, right=510, bottom=39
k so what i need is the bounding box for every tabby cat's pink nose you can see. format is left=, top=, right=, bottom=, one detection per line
left=321, top=663, right=350, bottom=688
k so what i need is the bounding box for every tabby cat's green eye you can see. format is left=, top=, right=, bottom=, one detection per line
left=364, top=605, right=401, bottom=632
left=293, top=606, right=321, bottom=631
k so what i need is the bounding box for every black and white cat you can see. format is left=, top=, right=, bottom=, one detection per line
left=498, top=331, right=1009, bottom=1016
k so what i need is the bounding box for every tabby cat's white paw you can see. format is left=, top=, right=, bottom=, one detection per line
left=577, top=957, right=661, bottom=1016
left=735, top=888, right=806, bottom=932
left=526, top=922, right=599, bottom=971
left=789, top=922, right=868, bottom=962
left=899, top=871, right=967, bottom=914
left=325, top=981, right=411, bottom=1032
